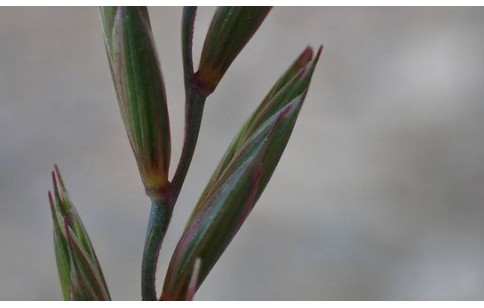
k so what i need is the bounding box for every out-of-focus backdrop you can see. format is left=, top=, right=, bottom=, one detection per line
left=2, top=7, right=484, bottom=300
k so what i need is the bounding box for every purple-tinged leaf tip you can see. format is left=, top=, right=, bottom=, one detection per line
left=195, top=7, right=272, bottom=96
left=101, top=7, right=171, bottom=199
left=163, top=44, right=322, bottom=299
left=49, top=166, right=111, bottom=300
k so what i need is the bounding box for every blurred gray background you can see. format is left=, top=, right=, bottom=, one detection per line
left=2, top=6, right=484, bottom=300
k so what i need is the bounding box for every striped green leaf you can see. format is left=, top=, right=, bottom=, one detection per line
left=100, top=7, right=171, bottom=199
left=162, top=46, right=322, bottom=300
left=49, top=166, right=111, bottom=300
left=195, top=7, right=272, bottom=95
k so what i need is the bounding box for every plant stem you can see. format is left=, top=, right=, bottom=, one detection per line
left=168, top=6, right=205, bottom=207
left=181, top=7, right=196, bottom=84
left=141, top=198, right=172, bottom=301
left=141, top=7, right=206, bottom=301
left=168, top=91, right=206, bottom=205
left=141, top=92, right=205, bottom=301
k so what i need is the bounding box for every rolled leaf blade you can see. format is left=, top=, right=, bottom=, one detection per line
left=101, top=7, right=171, bottom=199
left=49, top=193, right=71, bottom=300
left=162, top=43, right=321, bottom=297
left=65, top=222, right=101, bottom=301
left=53, top=166, right=109, bottom=291
left=65, top=221, right=111, bottom=301
left=162, top=149, right=264, bottom=300
left=241, top=46, right=321, bottom=143
left=195, top=6, right=272, bottom=95
left=99, top=6, right=117, bottom=57
left=199, top=46, right=322, bottom=213
left=53, top=167, right=95, bottom=259
left=49, top=167, right=111, bottom=300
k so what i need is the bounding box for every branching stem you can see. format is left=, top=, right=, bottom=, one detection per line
left=141, top=198, right=171, bottom=300
left=141, top=7, right=205, bottom=301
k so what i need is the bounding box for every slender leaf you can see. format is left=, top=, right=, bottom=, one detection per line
left=195, top=6, right=272, bottom=95
left=49, top=193, right=71, bottom=300
left=197, top=46, right=322, bottom=216
left=65, top=221, right=100, bottom=301
left=65, top=222, right=109, bottom=300
left=100, top=7, right=171, bottom=199
left=49, top=166, right=111, bottom=300
left=162, top=46, right=322, bottom=299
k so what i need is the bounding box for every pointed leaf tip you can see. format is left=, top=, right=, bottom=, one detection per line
left=48, top=167, right=111, bottom=300
left=196, top=6, right=272, bottom=95
left=163, top=45, right=321, bottom=299
left=48, top=191, right=54, bottom=209
left=54, top=164, right=66, bottom=189
left=300, top=46, right=314, bottom=64
left=101, top=6, right=171, bottom=199
left=317, top=44, right=323, bottom=57
left=51, top=170, right=57, bottom=192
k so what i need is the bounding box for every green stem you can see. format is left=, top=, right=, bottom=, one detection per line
left=168, top=6, right=205, bottom=207
left=168, top=90, right=206, bottom=205
left=141, top=92, right=205, bottom=301
left=181, top=7, right=197, bottom=85
left=141, top=7, right=206, bottom=301
left=141, top=198, right=172, bottom=301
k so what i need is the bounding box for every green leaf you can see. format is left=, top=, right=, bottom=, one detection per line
left=49, top=194, right=71, bottom=300
left=202, top=47, right=318, bottom=196
left=195, top=6, right=272, bottom=95
left=185, top=258, right=201, bottom=301
left=99, top=7, right=117, bottom=57
left=65, top=222, right=109, bottom=300
left=162, top=46, right=322, bottom=300
left=49, top=166, right=111, bottom=300
left=100, top=7, right=171, bottom=199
